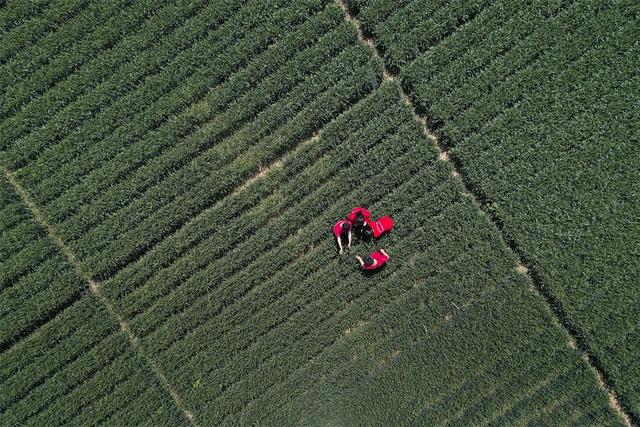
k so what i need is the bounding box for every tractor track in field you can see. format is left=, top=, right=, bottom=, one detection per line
left=336, top=1, right=635, bottom=425
left=1, top=166, right=196, bottom=426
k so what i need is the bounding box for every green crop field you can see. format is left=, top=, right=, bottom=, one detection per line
left=349, top=0, right=639, bottom=420
left=0, top=0, right=636, bottom=425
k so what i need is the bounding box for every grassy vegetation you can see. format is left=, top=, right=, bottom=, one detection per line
left=0, top=177, right=184, bottom=425
left=350, top=0, right=639, bottom=418
left=0, top=0, right=632, bottom=424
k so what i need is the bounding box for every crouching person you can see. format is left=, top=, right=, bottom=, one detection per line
left=333, top=219, right=352, bottom=255
left=356, top=249, right=389, bottom=271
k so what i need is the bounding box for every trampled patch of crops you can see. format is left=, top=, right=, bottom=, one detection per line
left=350, top=0, right=639, bottom=421
left=0, top=0, right=631, bottom=424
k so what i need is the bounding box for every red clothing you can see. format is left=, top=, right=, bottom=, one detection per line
left=362, top=251, right=389, bottom=270
left=348, top=207, right=371, bottom=223
left=333, top=220, right=351, bottom=238
left=371, top=215, right=394, bottom=238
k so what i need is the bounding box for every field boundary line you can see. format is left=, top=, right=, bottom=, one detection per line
left=336, top=2, right=635, bottom=425
left=1, top=166, right=196, bottom=426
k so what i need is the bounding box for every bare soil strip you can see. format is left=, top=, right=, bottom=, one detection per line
left=1, top=166, right=196, bottom=426
left=335, top=2, right=634, bottom=425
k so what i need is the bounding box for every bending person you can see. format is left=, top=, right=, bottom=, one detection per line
left=333, top=220, right=352, bottom=255
left=350, top=209, right=371, bottom=239
left=356, top=249, right=389, bottom=271
left=361, top=215, right=394, bottom=239
left=348, top=206, right=371, bottom=224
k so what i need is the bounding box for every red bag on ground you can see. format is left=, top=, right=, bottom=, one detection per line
left=371, top=215, right=394, bottom=238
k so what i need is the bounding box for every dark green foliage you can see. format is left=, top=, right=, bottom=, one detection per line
left=355, top=0, right=640, bottom=418
left=0, top=177, right=85, bottom=352
left=0, top=295, right=184, bottom=426
left=0, top=0, right=91, bottom=63
left=0, top=0, right=631, bottom=425
left=0, top=183, right=183, bottom=425
left=0, top=0, right=139, bottom=115
left=20, top=3, right=345, bottom=206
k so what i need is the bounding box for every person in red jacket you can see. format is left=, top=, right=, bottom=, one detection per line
left=348, top=207, right=371, bottom=224
left=349, top=207, right=371, bottom=239
left=356, top=249, right=389, bottom=270
left=333, top=220, right=352, bottom=255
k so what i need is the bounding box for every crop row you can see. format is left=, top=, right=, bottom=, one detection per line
left=70, top=54, right=380, bottom=279
left=346, top=0, right=414, bottom=32
left=2, top=25, right=394, bottom=425
left=104, top=84, right=408, bottom=321
left=0, top=296, right=117, bottom=407
left=2, top=5, right=370, bottom=424
left=0, top=180, right=180, bottom=424
left=0, top=0, right=90, bottom=63
left=0, top=0, right=236, bottom=154
left=130, top=113, right=422, bottom=346
left=1, top=0, right=262, bottom=169
left=153, top=142, right=450, bottom=422
left=0, top=252, right=85, bottom=353
left=179, top=198, right=512, bottom=422
left=131, top=84, right=564, bottom=422
left=237, top=248, right=610, bottom=425
left=408, top=0, right=568, bottom=77
left=39, top=3, right=352, bottom=228
left=160, top=174, right=464, bottom=395
left=180, top=203, right=581, bottom=425
left=0, top=0, right=51, bottom=33
left=2, top=0, right=631, bottom=423
left=10, top=0, right=311, bottom=191
left=278, top=286, right=551, bottom=422
left=458, top=61, right=636, bottom=201
left=416, top=0, right=626, bottom=141
left=134, top=99, right=431, bottom=350
left=0, top=219, right=43, bottom=263
left=123, top=84, right=421, bottom=329
left=21, top=2, right=344, bottom=207
left=27, top=349, right=159, bottom=426
left=389, top=341, right=571, bottom=425
left=0, top=178, right=86, bottom=352
left=0, top=295, right=184, bottom=425
left=1, top=0, right=176, bottom=123
left=1, top=0, right=122, bottom=90
left=404, top=0, right=563, bottom=94
left=355, top=0, right=448, bottom=50
left=451, top=36, right=640, bottom=416
left=294, top=291, right=609, bottom=426
left=0, top=238, right=55, bottom=291
left=354, top=0, right=637, bottom=420
left=369, top=0, right=494, bottom=71
left=0, top=201, right=24, bottom=232
left=415, top=7, right=640, bottom=414
left=100, top=82, right=407, bottom=307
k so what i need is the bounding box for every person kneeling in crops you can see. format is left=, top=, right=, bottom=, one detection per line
left=348, top=206, right=371, bottom=223
left=333, top=219, right=352, bottom=255
left=350, top=211, right=371, bottom=240
left=356, top=249, right=389, bottom=271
